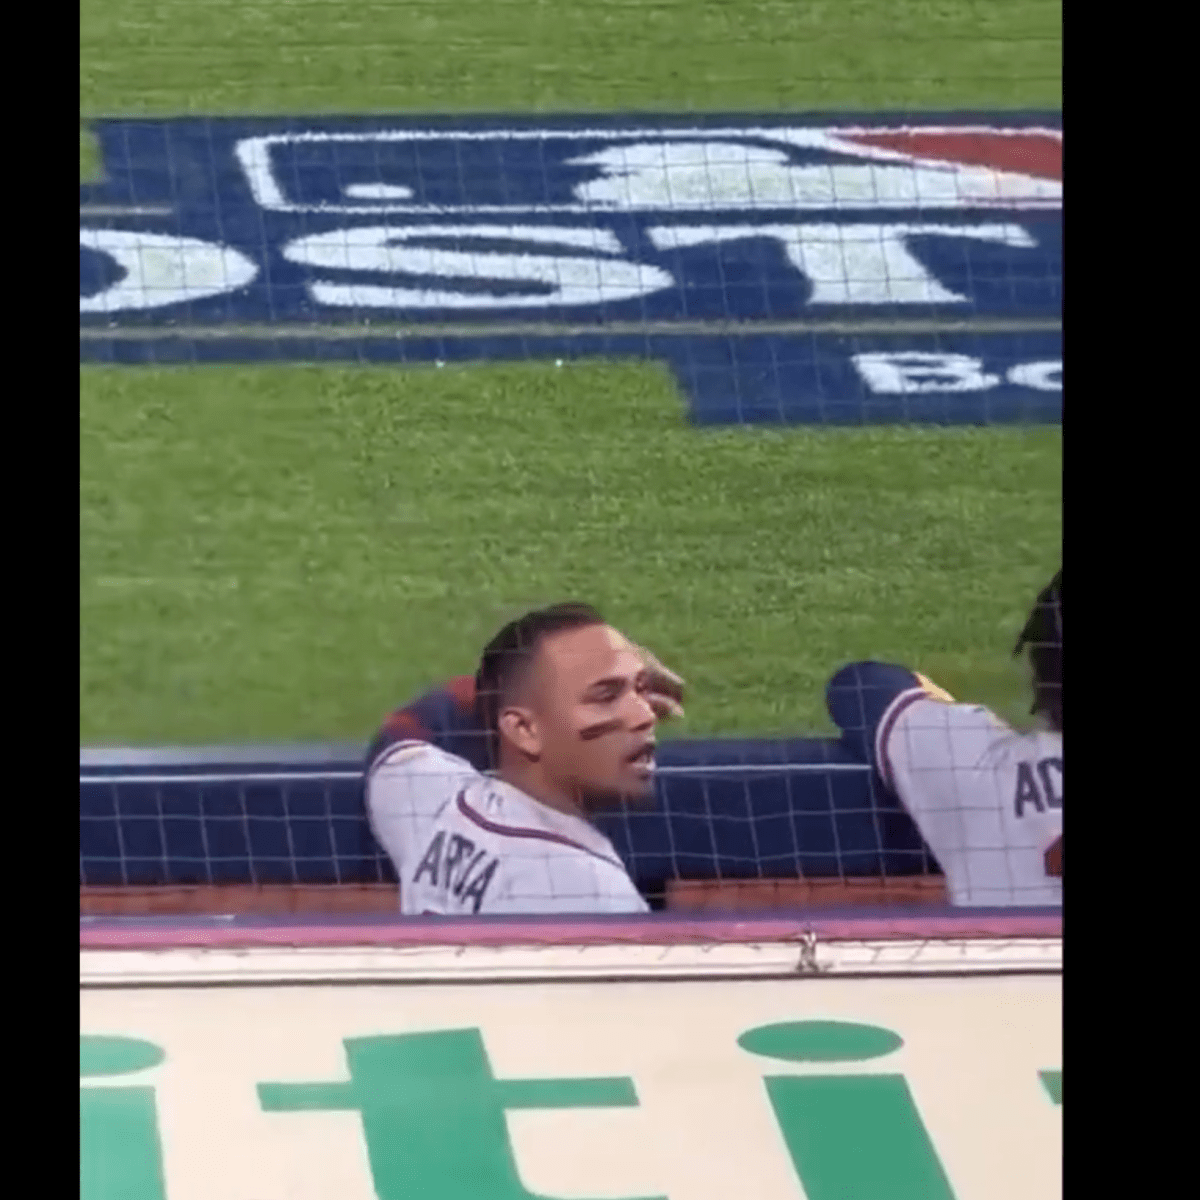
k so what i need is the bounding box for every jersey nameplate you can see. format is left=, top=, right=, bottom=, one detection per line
left=1014, top=757, right=1063, bottom=816
left=413, top=831, right=500, bottom=913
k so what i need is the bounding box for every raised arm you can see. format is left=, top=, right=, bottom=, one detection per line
left=827, top=660, right=1063, bottom=904
left=365, top=674, right=492, bottom=774
left=825, top=661, right=937, bottom=763
left=826, top=660, right=1009, bottom=819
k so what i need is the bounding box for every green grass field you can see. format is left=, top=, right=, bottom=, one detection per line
left=80, top=0, right=1062, bottom=744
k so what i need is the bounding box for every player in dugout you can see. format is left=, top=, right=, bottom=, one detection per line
left=364, top=603, right=685, bottom=916
left=825, top=569, right=1062, bottom=907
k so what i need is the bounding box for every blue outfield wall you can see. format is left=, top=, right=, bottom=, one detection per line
left=79, top=738, right=938, bottom=900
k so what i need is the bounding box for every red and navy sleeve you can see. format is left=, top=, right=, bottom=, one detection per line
left=365, top=675, right=492, bottom=774
left=825, top=661, right=925, bottom=769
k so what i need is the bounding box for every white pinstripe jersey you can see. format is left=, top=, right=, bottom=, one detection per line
left=366, top=741, right=649, bottom=916
left=878, top=690, right=1063, bottom=906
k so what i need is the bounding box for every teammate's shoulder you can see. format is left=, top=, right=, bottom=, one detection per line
left=889, top=690, right=1009, bottom=728
left=946, top=715, right=1059, bottom=777
left=882, top=697, right=1022, bottom=779
left=993, top=725, right=1062, bottom=761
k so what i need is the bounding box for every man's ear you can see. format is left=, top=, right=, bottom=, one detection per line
left=497, top=706, right=541, bottom=760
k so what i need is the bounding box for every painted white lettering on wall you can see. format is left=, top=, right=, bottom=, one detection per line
left=852, top=352, right=1003, bottom=393
left=281, top=225, right=674, bottom=309
left=1007, top=361, right=1062, bottom=391
left=80, top=229, right=259, bottom=313
left=649, top=223, right=1035, bottom=305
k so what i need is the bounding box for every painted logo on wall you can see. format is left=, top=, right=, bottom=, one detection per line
left=81, top=115, right=1061, bottom=424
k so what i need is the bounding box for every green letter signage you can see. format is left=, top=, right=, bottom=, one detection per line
left=80, top=1036, right=168, bottom=1200
left=259, top=1027, right=664, bottom=1200
left=739, top=1020, right=958, bottom=1200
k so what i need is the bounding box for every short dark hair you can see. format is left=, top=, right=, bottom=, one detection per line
left=1014, top=569, right=1062, bottom=732
left=474, top=602, right=606, bottom=765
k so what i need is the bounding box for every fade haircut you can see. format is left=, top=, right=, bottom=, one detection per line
left=1014, top=569, right=1062, bottom=732
left=474, top=602, right=607, bottom=766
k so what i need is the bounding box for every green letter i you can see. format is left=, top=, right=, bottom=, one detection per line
left=80, top=1036, right=168, bottom=1200
left=739, top=1021, right=957, bottom=1200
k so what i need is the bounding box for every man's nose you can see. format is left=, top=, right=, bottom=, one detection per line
left=627, top=692, right=657, bottom=729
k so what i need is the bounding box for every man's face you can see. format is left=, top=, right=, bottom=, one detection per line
left=526, top=624, right=658, bottom=807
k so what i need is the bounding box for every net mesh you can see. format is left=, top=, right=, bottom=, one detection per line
left=78, top=747, right=1001, bottom=917
left=81, top=3, right=1061, bottom=926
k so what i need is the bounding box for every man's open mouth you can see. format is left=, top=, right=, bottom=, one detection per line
left=627, top=742, right=657, bottom=767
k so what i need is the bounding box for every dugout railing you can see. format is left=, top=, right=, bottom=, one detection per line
left=81, top=737, right=949, bottom=915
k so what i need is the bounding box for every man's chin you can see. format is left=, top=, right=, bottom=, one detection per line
left=623, top=780, right=656, bottom=806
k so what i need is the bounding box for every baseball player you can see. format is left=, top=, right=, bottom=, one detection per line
left=364, top=603, right=685, bottom=916
left=825, top=571, right=1063, bottom=906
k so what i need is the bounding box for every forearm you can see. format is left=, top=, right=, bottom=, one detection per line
left=366, top=675, right=491, bottom=773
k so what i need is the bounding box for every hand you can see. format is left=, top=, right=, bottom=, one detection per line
left=914, top=672, right=955, bottom=704
left=635, top=645, right=686, bottom=720
left=1044, top=836, right=1063, bottom=878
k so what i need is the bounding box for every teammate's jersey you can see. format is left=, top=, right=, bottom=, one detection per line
left=827, top=662, right=1063, bottom=907
left=366, top=739, right=650, bottom=916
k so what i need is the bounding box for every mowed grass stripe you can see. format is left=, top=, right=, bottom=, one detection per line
left=81, top=361, right=1061, bottom=743
left=80, top=0, right=1061, bottom=177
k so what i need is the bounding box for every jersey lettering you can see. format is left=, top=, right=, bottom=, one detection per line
left=1014, top=762, right=1043, bottom=815
left=1037, top=757, right=1063, bottom=808
left=1015, top=757, right=1064, bottom=817
left=413, top=831, right=446, bottom=885
left=442, top=834, right=477, bottom=896
left=412, top=828, right=500, bottom=912
left=461, top=858, right=500, bottom=913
